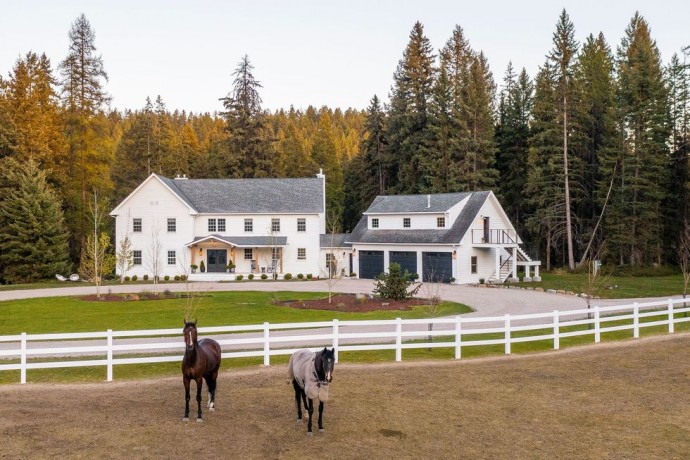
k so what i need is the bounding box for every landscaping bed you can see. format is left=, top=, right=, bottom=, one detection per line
left=279, top=293, right=423, bottom=312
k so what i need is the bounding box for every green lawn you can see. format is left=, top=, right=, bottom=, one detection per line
left=528, top=271, right=685, bottom=299
left=0, top=291, right=471, bottom=335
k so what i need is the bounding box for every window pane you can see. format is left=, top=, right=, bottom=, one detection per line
left=297, top=218, right=306, bottom=232
left=208, top=218, right=216, bottom=232
left=218, top=218, right=226, bottom=232
left=133, top=250, right=142, bottom=265
left=271, top=218, right=280, bottom=232
left=244, top=248, right=253, bottom=260
left=372, top=218, right=379, bottom=228
left=167, top=218, right=176, bottom=232
left=298, top=248, right=306, bottom=260
left=437, top=217, right=445, bottom=228
left=244, top=219, right=253, bottom=232
left=133, top=218, right=142, bottom=232
left=403, top=218, right=410, bottom=228
left=168, top=250, right=176, bottom=265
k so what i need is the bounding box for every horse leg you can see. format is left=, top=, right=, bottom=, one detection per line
left=307, top=398, right=314, bottom=436
left=301, top=388, right=308, bottom=412
left=318, top=401, right=325, bottom=432
left=205, top=372, right=217, bottom=411
left=183, top=377, right=191, bottom=422
left=292, top=380, right=303, bottom=422
left=195, top=377, right=204, bottom=422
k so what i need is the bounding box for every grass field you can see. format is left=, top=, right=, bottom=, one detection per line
left=529, top=271, right=685, bottom=298
left=0, top=291, right=471, bottom=335
left=1, top=334, right=688, bottom=459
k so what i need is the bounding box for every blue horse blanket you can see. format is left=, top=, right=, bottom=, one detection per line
left=288, top=349, right=330, bottom=402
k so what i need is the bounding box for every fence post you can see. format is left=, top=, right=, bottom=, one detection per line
left=20, top=332, right=27, bottom=384
left=263, top=322, right=270, bottom=366
left=594, top=306, right=600, bottom=343
left=633, top=303, right=639, bottom=339
left=332, top=319, right=339, bottom=362
left=668, top=299, right=674, bottom=334
left=454, top=316, right=462, bottom=360
left=553, top=310, right=559, bottom=350
left=395, top=318, right=402, bottom=362
left=504, top=314, right=511, bottom=355
left=107, top=329, right=113, bottom=382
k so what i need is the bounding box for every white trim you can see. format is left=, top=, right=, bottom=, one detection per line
left=109, top=173, right=197, bottom=217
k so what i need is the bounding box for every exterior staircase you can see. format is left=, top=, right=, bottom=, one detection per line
left=490, top=245, right=533, bottom=283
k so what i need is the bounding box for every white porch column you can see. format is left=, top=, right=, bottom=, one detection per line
left=495, top=250, right=500, bottom=280
left=533, top=264, right=541, bottom=282
left=524, top=264, right=532, bottom=282
left=384, top=251, right=390, bottom=273
left=511, top=247, right=517, bottom=282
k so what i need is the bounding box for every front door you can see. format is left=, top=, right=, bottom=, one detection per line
left=207, top=249, right=227, bottom=273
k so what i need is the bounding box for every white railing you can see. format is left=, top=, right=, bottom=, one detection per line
left=0, top=298, right=688, bottom=384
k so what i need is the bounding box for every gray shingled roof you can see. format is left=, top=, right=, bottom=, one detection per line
left=158, top=175, right=324, bottom=214
left=347, top=191, right=490, bottom=245
left=188, top=235, right=287, bottom=247
left=364, top=192, right=472, bottom=213
left=320, top=233, right=353, bottom=248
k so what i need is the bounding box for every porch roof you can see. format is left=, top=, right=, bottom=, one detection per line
left=186, top=234, right=287, bottom=248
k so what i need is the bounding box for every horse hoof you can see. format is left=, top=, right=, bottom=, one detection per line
left=209, top=407, right=215, bottom=412
left=196, top=418, right=203, bottom=423
left=319, top=429, right=324, bottom=433
left=307, top=432, right=313, bottom=437
left=297, top=418, right=302, bottom=424
left=183, top=417, right=189, bottom=422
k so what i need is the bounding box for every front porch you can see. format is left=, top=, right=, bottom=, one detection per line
left=187, top=234, right=287, bottom=276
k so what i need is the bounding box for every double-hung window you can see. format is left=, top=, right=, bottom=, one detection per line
left=471, top=256, right=478, bottom=274
left=208, top=218, right=216, bottom=232
left=244, top=248, right=253, bottom=260
left=297, top=248, right=306, bottom=260
left=271, top=218, right=280, bottom=232
left=244, top=218, right=253, bottom=232
left=217, top=218, right=226, bottom=232
left=437, top=217, right=446, bottom=228
left=167, top=218, right=176, bottom=232
left=168, top=250, right=176, bottom=265
left=297, top=218, right=306, bottom=232
left=371, top=218, right=379, bottom=228
left=133, top=250, right=142, bottom=265
left=403, top=218, right=411, bottom=228
left=133, top=218, right=142, bottom=233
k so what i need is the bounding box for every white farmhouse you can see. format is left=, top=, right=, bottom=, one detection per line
left=347, top=191, right=540, bottom=284
left=110, top=172, right=326, bottom=280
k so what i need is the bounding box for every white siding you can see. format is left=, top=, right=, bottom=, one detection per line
left=368, top=213, right=447, bottom=230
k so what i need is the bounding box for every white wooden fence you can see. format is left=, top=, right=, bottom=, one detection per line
left=1, top=298, right=688, bottom=384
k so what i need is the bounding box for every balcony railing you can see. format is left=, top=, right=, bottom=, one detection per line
left=471, top=228, right=519, bottom=245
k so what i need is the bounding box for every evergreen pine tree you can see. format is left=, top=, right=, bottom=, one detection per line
left=0, top=158, right=71, bottom=283
left=611, top=12, right=671, bottom=265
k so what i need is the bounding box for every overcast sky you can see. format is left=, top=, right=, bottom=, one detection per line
left=1, top=0, right=688, bottom=114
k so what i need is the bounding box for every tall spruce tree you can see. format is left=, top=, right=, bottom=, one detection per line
left=218, top=55, right=274, bottom=178
left=611, top=12, right=671, bottom=265
left=387, top=22, right=436, bottom=193
left=59, top=14, right=113, bottom=262
left=0, top=158, right=71, bottom=283
left=548, top=9, right=580, bottom=269
left=311, top=110, right=344, bottom=227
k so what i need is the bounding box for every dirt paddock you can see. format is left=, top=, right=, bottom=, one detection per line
left=1, top=334, right=689, bottom=459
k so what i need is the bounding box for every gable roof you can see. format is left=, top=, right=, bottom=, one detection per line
left=320, top=233, right=353, bottom=248
left=112, top=174, right=325, bottom=215
left=347, top=191, right=490, bottom=245
left=364, top=192, right=472, bottom=214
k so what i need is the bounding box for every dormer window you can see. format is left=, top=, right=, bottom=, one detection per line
left=437, top=217, right=445, bottom=228
left=371, top=218, right=379, bottom=229
left=403, top=218, right=411, bottom=228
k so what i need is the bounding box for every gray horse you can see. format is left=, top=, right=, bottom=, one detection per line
left=287, top=348, right=335, bottom=435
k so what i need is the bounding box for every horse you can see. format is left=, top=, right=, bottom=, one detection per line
left=181, top=320, right=221, bottom=422
left=287, top=347, right=335, bottom=435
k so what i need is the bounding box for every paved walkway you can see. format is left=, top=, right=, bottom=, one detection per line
left=0, top=278, right=681, bottom=315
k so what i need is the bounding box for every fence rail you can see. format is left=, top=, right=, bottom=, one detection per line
left=0, top=298, right=688, bottom=384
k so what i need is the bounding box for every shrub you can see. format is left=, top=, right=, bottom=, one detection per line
left=164, top=275, right=170, bottom=281
left=163, top=289, right=172, bottom=296
left=410, top=273, right=420, bottom=281
left=174, top=275, right=180, bottom=281
left=143, top=274, right=149, bottom=281
left=306, top=273, right=313, bottom=280
left=236, top=274, right=244, bottom=281
left=124, top=276, right=131, bottom=282
left=261, top=273, right=268, bottom=280
left=479, top=278, right=485, bottom=284
left=449, top=277, right=455, bottom=283
left=190, top=264, right=198, bottom=271
left=180, top=275, right=187, bottom=281
left=373, top=262, right=412, bottom=301
left=284, top=273, right=292, bottom=280
left=131, top=275, right=138, bottom=281
left=297, top=273, right=304, bottom=279
left=350, top=272, right=357, bottom=277
left=200, top=260, right=206, bottom=273
left=248, top=273, right=254, bottom=280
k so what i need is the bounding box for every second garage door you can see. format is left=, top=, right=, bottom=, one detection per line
left=389, top=251, right=417, bottom=277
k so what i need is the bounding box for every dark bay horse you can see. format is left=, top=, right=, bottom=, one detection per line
left=288, top=347, right=335, bottom=435
left=182, top=320, right=221, bottom=422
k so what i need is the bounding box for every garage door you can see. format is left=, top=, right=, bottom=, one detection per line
left=389, top=251, right=417, bottom=278
left=422, top=252, right=453, bottom=283
left=359, top=251, right=384, bottom=279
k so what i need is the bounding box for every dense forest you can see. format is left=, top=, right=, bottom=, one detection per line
left=0, top=11, right=688, bottom=283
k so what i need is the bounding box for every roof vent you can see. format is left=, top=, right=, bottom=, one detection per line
left=427, top=194, right=431, bottom=208
left=174, top=174, right=188, bottom=180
